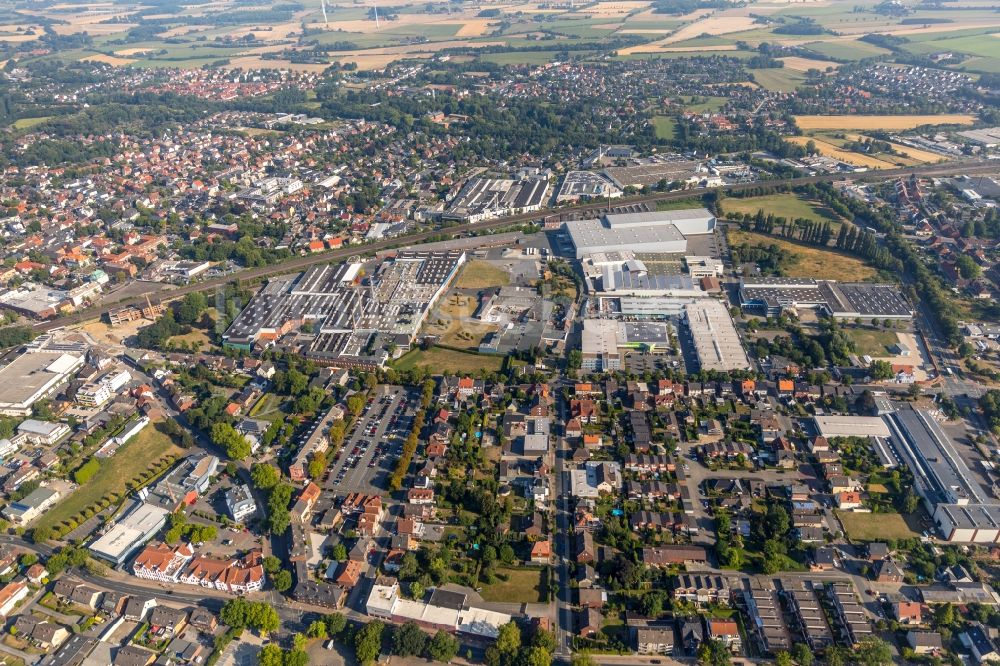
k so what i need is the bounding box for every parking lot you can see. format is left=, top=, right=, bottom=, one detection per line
left=321, top=385, right=414, bottom=501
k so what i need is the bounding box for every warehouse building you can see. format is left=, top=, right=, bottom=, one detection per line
left=882, top=408, right=1000, bottom=543
left=0, top=350, right=85, bottom=417
left=580, top=320, right=673, bottom=371
left=738, top=277, right=912, bottom=320
left=683, top=300, right=750, bottom=372
left=564, top=209, right=715, bottom=259
left=89, top=501, right=171, bottom=564
left=443, top=176, right=549, bottom=223
left=813, top=416, right=891, bottom=440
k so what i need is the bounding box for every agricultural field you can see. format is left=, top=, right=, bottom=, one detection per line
left=794, top=114, right=978, bottom=131
left=392, top=346, right=504, bottom=374
left=724, top=194, right=842, bottom=225
left=727, top=229, right=878, bottom=282
left=786, top=135, right=899, bottom=169
left=836, top=510, right=921, bottom=542
left=750, top=67, right=807, bottom=93
left=34, top=422, right=182, bottom=534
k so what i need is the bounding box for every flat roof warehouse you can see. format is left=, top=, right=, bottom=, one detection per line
left=564, top=208, right=716, bottom=260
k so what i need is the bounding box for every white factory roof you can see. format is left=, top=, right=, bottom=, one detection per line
left=684, top=300, right=750, bottom=372
left=813, top=415, right=891, bottom=439
left=89, top=503, right=170, bottom=562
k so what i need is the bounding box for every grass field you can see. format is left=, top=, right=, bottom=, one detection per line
left=728, top=229, right=877, bottom=281
left=724, top=194, right=841, bottom=225
left=454, top=260, right=510, bottom=289
left=652, top=115, right=677, bottom=140
left=794, top=114, right=977, bottom=131
left=11, top=116, right=52, bottom=129
left=845, top=327, right=900, bottom=357
left=35, top=423, right=182, bottom=533
left=836, top=510, right=921, bottom=541
left=750, top=67, right=806, bottom=92
left=392, top=346, right=504, bottom=374
left=801, top=39, right=892, bottom=61
left=479, top=566, right=546, bottom=603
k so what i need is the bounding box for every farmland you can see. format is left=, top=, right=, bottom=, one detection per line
left=794, top=114, right=977, bottom=132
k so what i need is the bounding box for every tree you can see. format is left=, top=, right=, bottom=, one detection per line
left=347, top=394, right=366, bottom=417
left=870, top=359, right=894, bottom=381
left=426, top=630, right=459, bottom=663
left=697, top=639, right=732, bottom=666
left=571, top=655, right=596, bottom=666
left=957, top=255, right=982, bottom=280
left=251, top=464, right=280, bottom=490
left=523, top=646, right=551, bottom=666
left=392, top=622, right=428, bottom=657
left=324, top=613, right=347, bottom=636
left=855, top=637, right=892, bottom=666
left=354, top=620, right=384, bottom=665
left=307, top=620, right=328, bottom=640
left=774, top=651, right=793, bottom=666
left=263, top=556, right=282, bottom=574
left=271, top=569, right=292, bottom=593
left=791, top=643, right=814, bottom=666
left=212, top=422, right=251, bottom=460
left=331, top=543, right=348, bottom=561
left=258, top=643, right=284, bottom=666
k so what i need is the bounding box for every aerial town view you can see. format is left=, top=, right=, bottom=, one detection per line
left=3, top=0, right=1000, bottom=666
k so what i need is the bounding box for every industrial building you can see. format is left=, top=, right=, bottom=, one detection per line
left=884, top=408, right=1000, bottom=543
left=556, top=171, right=622, bottom=203
left=813, top=416, right=891, bottom=440
left=0, top=350, right=85, bottom=417
left=89, top=501, right=171, bottom=564
left=683, top=300, right=750, bottom=372
left=738, top=277, right=912, bottom=320
left=580, top=319, right=673, bottom=371
left=564, top=209, right=716, bottom=259
left=443, top=176, right=549, bottom=223
left=224, top=251, right=465, bottom=366
left=366, top=577, right=512, bottom=639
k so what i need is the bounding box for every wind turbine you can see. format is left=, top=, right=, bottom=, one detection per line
left=372, top=0, right=380, bottom=30
left=320, top=0, right=329, bottom=27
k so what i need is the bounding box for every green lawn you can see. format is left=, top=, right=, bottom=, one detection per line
left=652, top=115, right=677, bottom=141
left=392, top=346, right=504, bottom=374
left=454, top=260, right=510, bottom=289
left=751, top=67, right=807, bottom=92
left=479, top=567, right=546, bottom=603
left=724, top=193, right=842, bottom=225
left=11, top=116, right=51, bottom=130
left=682, top=95, right=727, bottom=113
left=35, top=423, right=182, bottom=534
left=836, top=510, right=921, bottom=541
left=844, top=327, right=900, bottom=357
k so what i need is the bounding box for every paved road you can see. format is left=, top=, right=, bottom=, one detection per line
left=552, top=377, right=575, bottom=661
left=25, top=160, right=997, bottom=336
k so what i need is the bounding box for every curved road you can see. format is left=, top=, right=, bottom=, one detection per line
left=31, top=159, right=997, bottom=334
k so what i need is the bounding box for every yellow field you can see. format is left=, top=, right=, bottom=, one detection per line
left=327, top=39, right=505, bottom=70
left=728, top=230, right=878, bottom=281
left=662, top=14, right=757, bottom=43
left=455, top=19, right=493, bottom=37
left=586, top=1, right=650, bottom=16
left=786, top=136, right=896, bottom=169
left=795, top=114, right=977, bottom=131
left=779, top=56, right=839, bottom=72
left=83, top=54, right=136, bottom=66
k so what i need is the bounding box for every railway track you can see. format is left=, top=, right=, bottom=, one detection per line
left=30, top=158, right=998, bottom=333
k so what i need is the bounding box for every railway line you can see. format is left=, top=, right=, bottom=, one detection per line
left=30, top=158, right=998, bottom=334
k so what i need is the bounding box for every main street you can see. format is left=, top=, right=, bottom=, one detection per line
left=29, top=159, right=998, bottom=336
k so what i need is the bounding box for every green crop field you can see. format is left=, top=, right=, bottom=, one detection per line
left=750, top=67, right=806, bottom=92
left=802, top=39, right=891, bottom=61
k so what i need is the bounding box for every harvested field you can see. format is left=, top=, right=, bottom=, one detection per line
left=785, top=136, right=897, bottom=169
left=585, top=1, right=651, bottom=16
left=794, top=114, right=977, bottom=131
left=82, top=53, right=135, bottom=66
left=455, top=19, right=494, bottom=37
left=662, top=14, right=757, bottom=43
left=779, top=56, right=839, bottom=71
